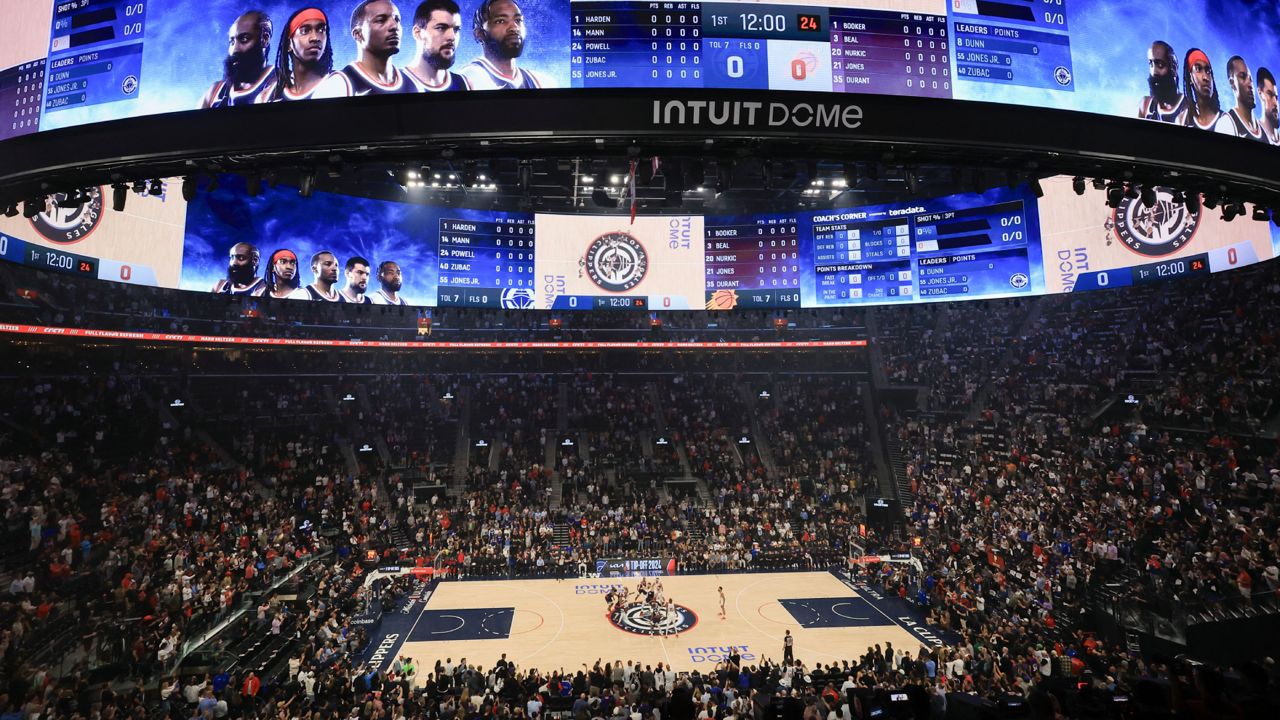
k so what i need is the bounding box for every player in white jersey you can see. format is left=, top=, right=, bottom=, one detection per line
left=1224, top=56, right=1269, bottom=142
left=369, top=261, right=410, bottom=305
left=459, top=0, right=552, bottom=90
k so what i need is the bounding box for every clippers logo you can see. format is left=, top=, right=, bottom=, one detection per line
left=609, top=602, right=697, bottom=636
left=581, top=231, right=648, bottom=292
left=1112, top=187, right=1200, bottom=257
left=501, top=287, right=536, bottom=309
left=30, top=187, right=103, bottom=244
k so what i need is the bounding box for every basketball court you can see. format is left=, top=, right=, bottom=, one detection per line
left=364, top=570, right=952, bottom=674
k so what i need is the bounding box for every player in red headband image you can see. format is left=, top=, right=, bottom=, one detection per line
left=1182, top=48, right=1233, bottom=134
left=254, top=249, right=310, bottom=299
left=259, top=8, right=336, bottom=102
left=313, top=0, right=418, bottom=97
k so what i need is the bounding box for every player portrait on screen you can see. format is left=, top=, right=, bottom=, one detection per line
left=1140, top=41, right=1188, bottom=124
left=369, top=261, right=410, bottom=305
left=1258, top=67, right=1280, bottom=145
left=1183, top=48, right=1233, bottom=134
left=259, top=7, right=336, bottom=102
left=253, top=249, right=309, bottom=299
left=1224, top=56, right=1267, bottom=142
left=213, top=243, right=268, bottom=294
left=313, top=0, right=418, bottom=97
left=201, top=11, right=276, bottom=108
left=404, top=0, right=472, bottom=91
left=340, top=256, right=375, bottom=303
left=304, top=250, right=346, bottom=301
left=460, top=0, right=550, bottom=90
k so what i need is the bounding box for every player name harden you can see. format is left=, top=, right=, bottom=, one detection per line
left=653, top=100, right=863, bottom=130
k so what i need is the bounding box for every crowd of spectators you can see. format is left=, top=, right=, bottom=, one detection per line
left=1, top=259, right=1280, bottom=718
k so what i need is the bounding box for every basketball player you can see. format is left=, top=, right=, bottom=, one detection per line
left=405, top=0, right=471, bottom=91
left=304, top=251, right=346, bottom=301
left=1139, top=40, right=1187, bottom=124
left=1224, top=56, right=1267, bottom=142
left=460, top=0, right=551, bottom=90
left=201, top=11, right=275, bottom=108
left=1182, top=48, right=1233, bottom=134
left=254, top=249, right=310, bottom=299
left=212, top=243, right=267, bottom=294
left=718, top=586, right=726, bottom=618
left=369, top=261, right=410, bottom=305
left=1258, top=67, right=1280, bottom=145
left=340, top=256, right=374, bottom=303
left=313, top=0, right=417, bottom=97
left=260, top=7, right=335, bottom=102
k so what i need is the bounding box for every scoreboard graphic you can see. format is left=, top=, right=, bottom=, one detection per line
left=1036, top=175, right=1274, bottom=294
left=1, top=172, right=1278, bottom=310
left=0, top=1, right=1276, bottom=149
left=534, top=213, right=705, bottom=310
left=0, top=183, right=186, bottom=288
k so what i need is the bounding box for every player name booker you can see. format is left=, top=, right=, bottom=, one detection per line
left=652, top=100, right=864, bottom=130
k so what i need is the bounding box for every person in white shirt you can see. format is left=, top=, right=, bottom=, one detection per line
left=459, top=0, right=551, bottom=90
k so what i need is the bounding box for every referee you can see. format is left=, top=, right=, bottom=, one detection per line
left=783, top=630, right=794, bottom=662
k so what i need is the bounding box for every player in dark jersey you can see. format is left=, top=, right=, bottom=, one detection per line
left=201, top=11, right=275, bottom=108
left=460, top=0, right=550, bottom=90
left=1183, top=48, right=1232, bottom=134
left=405, top=0, right=471, bottom=91
left=340, top=256, right=374, bottom=304
left=1139, top=41, right=1187, bottom=124
left=304, top=251, right=346, bottom=301
left=212, top=243, right=267, bottom=294
left=314, top=0, right=417, bottom=97
left=1224, top=56, right=1267, bottom=142
left=253, top=249, right=309, bottom=299
left=259, top=7, right=335, bottom=102
left=369, top=261, right=410, bottom=305
left=1258, top=67, right=1280, bottom=145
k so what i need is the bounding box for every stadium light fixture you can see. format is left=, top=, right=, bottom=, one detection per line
left=591, top=188, right=617, bottom=208
left=1184, top=192, right=1201, bottom=214
left=1252, top=205, right=1271, bottom=222
left=475, top=439, right=489, bottom=448
left=1105, top=182, right=1124, bottom=208
left=1091, top=178, right=1106, bottom=191
left=359, top=444, right=373, bottom=452
left=442, top=392, right=454, bottom=400
left=205, top=174, right=220, bottom=194
left=2, top=203, right=16, bottom=218
left=1139, top=185, right=1157, bottom=209
left=1201, top=192, right=1218, bottom=210
left=182, top=176, right=197, bottom=202
left=1072, top=177, right=1086, bottom=195
left=342, top=393, right=355, bottom=401
left=55, top=190, right=86, bottom=209
left=758, top=390, right=771, bottom=399
left=170, top=399, right=185, bottom=408
left=1028, top=177, right=1044, bottom=198
left=112, top=183, right=128, bottom=211
left=22, top=199, right=41, bottom=219
left=1222, top=202, right=1239, bottom=222
left=298, top=170, right=316, bottom=198
left=148, top=178, right=163, bottom=196
left=1123, top=183, right=1139, bottom=200
left=655, top=437, right=669, bottom=446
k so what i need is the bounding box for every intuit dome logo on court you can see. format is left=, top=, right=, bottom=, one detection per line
left=609, top=602, right=698, bottom=636
left=651, top=100, right=863, bottom=130
left=581, top=231, right=648, bottom=292
left=1112, top=187, right=1200, bottom=257
left=30, top=187, right=103, bottom=244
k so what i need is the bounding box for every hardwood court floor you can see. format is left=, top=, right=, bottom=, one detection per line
left=394, top=571, right=923, bottom=673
